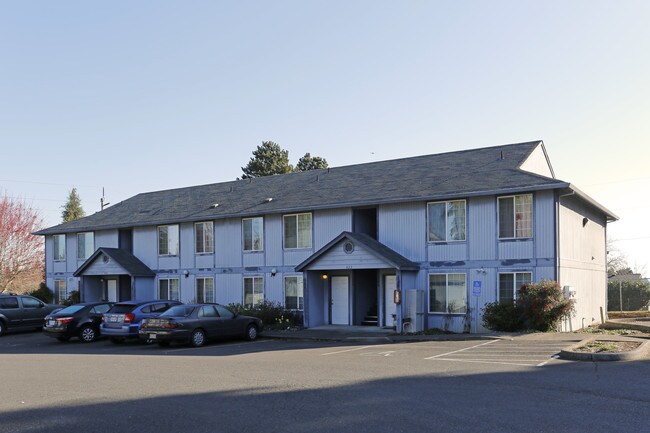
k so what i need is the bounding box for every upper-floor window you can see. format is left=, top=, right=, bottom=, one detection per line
left=498, top=272, right=532, bottom=304
left=498, top=194, right=533, bottom=239
left=77, top=232, right=94, bottom=260
left=195, top=222, right=214, bottom=254
left=158, top=225, right=179, bottom=256
left=53, top=234, right=66, bottom=261
left=159, top=278, right=180, bottom=301
left=427, top=200, right=466, bottom=242
left=242, top=217, right=264, bottom=252
left=283, top=213, right=312, bottom=249
left=284, top=276, right=304, bottom=311
left=243, top=276, right=264, bottom=307
left=429, top=273, right=467, bottom=314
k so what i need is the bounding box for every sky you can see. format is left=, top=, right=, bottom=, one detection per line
left=1, top=1, right=649, bottom=274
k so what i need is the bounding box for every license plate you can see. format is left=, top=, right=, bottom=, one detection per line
left=48, top=320, right=56, bottom=327
left=149, top=334, right=157, bottom=340
left=110, top=316, right=118, bottom=322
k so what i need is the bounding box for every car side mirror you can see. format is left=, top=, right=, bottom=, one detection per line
left=38, top=303, right=44, bottom=308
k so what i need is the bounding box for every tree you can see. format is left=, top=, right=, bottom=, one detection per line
left=0, top=195, right=44, bottom=293
left=61, top=187, right=85, bottom=222
left=241, top=141, right=293, bottom=179
left=295, top=153, right=328, bottom=172
left=606, top=236, right=627, bottom=275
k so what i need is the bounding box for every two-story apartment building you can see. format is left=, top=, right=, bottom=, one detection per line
left=36, top=141, right=617, bottom=333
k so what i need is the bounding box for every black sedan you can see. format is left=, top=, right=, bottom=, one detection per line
left=139, top=304, right=263, bottom=347
left=43, top=302, right=114, bottom=342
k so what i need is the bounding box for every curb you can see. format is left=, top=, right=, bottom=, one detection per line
left=261, top=332, right=512, bottom=344
left=559, top=337, right=650, bottom=362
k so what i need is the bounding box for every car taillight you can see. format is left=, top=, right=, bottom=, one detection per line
left=57, top=317, right=74, bottom=324
left=163, top=321, right=178, bottom=329
left=101, top=315, right=106, bottom=323
left=124, top=313, right=135, bottom=323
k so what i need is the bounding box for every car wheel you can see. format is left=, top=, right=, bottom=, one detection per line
left=190, top=329, right=205, bottom=347
left=110, top=337, right=125, bottom=344
left=157, top=341, right=170, bottom=347
left=56, top=336, right=70, bottom=342
left=246, top=324, right=258, bottom=341
left=79, top=326, right=97, bottom=343
left=0, top=320, right=5, bottom=336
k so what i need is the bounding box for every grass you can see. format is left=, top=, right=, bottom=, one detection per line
left=576, top=326, right=640, bottom=336
left=577, top=341, right=619, bottom=352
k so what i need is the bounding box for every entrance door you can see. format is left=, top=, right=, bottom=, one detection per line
left=331, top=276, right=349, bottom=325
left=384, top=275, right=397, bottom=327
left=107, top=280, right=118, bottom=302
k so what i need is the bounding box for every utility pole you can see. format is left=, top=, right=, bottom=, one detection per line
left=100, top=187, right=110, bottom=211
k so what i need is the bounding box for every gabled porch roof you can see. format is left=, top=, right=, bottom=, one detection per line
left=295, top=232, right=419, bottom=272
left=73, top=247, right=156, bottom=277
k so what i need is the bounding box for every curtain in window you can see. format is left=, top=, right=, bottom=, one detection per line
left=447, top=201, right=466, bottom=241
left=429, top=275, right=447, bottom=313
left=428, top=203, right=445, bottom=241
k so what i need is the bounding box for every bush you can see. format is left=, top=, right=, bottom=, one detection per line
left=482, top=280, right=574, bottom=332
left=482, top=302, right=524, bottom=332
left=62, top=290, right=81, bottom=306
left=227, top=300, right=303, bottom=329
left=29, top=282, right=53, bottom=303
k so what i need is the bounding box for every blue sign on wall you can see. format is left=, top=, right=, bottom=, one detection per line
left=472, top=281, right=481, bottom=297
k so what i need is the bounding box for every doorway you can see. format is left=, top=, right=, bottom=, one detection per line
left=107, top=280, right=117, bottom=302
left=331, top=276, right=349, bottom=325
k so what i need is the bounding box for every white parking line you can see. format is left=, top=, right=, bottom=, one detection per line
left=320, top=345, right=391, bottom=356
left=423, top=339, right=499, bottom=360
left=429, top=358, right=539, bottom=367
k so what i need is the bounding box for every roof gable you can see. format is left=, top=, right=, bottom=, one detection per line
left=74, top=248, right=155, bottom=277
left=519, top=142, right=555, bottom=179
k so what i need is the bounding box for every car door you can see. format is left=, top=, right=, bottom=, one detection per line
left=198, top=306, right=223, bottom=338
left=0, top=297, right=22, bottom=329
left=19, top=296, right=46, bottom=328
left=214, top=305, right=241, bottom=337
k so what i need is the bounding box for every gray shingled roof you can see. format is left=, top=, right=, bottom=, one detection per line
left=37, top=141, right=569, bottom=235
left=295, top=231, right=420, bottom=272
left=73, top=248, right=155, bottom=277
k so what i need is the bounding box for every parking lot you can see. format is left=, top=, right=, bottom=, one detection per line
left=1, top=331, right=649, bottom=433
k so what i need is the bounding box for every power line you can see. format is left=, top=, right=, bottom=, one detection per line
left=0, top=179, right=100, bottom=188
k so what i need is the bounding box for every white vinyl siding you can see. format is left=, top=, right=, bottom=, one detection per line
left=196, top=277, right=215, bottom=303
left=429, top=273, right=467, bottom=314
left=195, top=222, right=214, bottom=254
left=283, top=213, right=312, bottom=249
left=159, top=278, right=180, bottom=301
left=498, top=194, right=533, bottom=239
left=53, top=234, right=66, bottom=261
left=427, top=200, right=466, bottom=242
left=243, top=276, right=264, bottom=307
left=284, top=276, right=304, bottom=311
left=158, top=225, right=179, bottom=256
left=77, top=232, right=94, bottom=260
left=242, top=217, right=264, bottom=251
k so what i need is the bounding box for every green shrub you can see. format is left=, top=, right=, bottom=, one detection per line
left=517, top=280, right=574, bottom=332
left=29, top=282, right=53, bottom=303
left=482, top=302, right=524, bottom=332
left=227, top=300, right=303, bottom=329
left=62, top=290, right=81, bottom=306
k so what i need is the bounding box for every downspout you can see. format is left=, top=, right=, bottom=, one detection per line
left=556, top=190, right=575, bottom=331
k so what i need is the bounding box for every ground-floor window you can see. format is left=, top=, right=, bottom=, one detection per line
left=159, top=278, right=180, bottom=301
left=244, top=276, right=264, bottom=307
left=196, top=277, right=215, bottom=303
left=54, top=280, right=67, bottom=303
left=498, top=272, right=532, bottom=304
left=429, top=273, right=467, bottom=314
left=284, top=276, right=304, bottom=310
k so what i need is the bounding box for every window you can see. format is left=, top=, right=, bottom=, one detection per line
left=196, top=277, right=215, bottom=303
left=195, top=222, right=214, bottom=254
left=90, top=304, right=111, bottom=314
left=429, top=274, right=467, bottom=314
left=283, top=213, right=312, bottom=249
left=498, top=272, right=532, bottom=304
left=242, top=217, right=264, bottom=251
left=158, top=225, right=179, bottom=256
left=215, top=304, right=234, bottom=319
left=53, top=235, right=66, bottom=261
left=199, top=305, right=217, bottom=318
left=159, top=278, right=180, bottom=301
left=0, top=297, right=19, bottom=309
left=77, top=232, right=94, bottom=260
left=498, top=194, right=533, bottom=239
left=54, top=280, right=67, bottom=303
left=243, top=276, right=264, bottom=307
left=284, top=276, right=304, bottom=310
left=428, top=200, right=466, bottom=242
left=21, top=296, right=42, bottom=308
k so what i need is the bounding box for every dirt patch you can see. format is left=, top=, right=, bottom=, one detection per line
left=608, top=311, right=650, bottom=319
left=574, top=340, right=641, bottom=353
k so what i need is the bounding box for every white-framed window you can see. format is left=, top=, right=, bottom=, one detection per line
left=54, top=280, right=67, bottom=303
left=158, top=225, right=179, bottom=256
left=429, top=273, right=467, bottom=314
left=427, top=200, right=466, bottom=242
left=242, top=217, right=264, bottom=252
left=498, top=194, right=533, bottom=239
left=498, top=272, right=532, bottom=304
left=284, top=276, right=304, bottom=311
left=243, top=276, right=264, bottom=307
left=283, top=213, right=312, bottom=249
left=53, top=234, right=66, bottom=261
left=196, top=277, right=215, bottom=303
left=77, top=232, right=94, bottom=260
left=159, top=278, right=180, bottom=301
left=195, top=222, right=214, bottom=254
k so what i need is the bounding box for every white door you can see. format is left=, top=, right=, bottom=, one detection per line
left=331, top=276, right=349, bottom=325
left=384, top=275, right=397, bottom=327
left=107, top=280, right=117, bottom=302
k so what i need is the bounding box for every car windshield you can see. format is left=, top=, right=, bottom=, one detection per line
left=160, top=306, right=194, bottom=317
left=54, top=305, right=85, bottom=315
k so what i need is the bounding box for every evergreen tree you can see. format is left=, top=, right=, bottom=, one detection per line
left=295, top=153, right=328, bottom=172
left=61, top=188, right=85, bottom=222
left=241, top=141, right=293, bottom=179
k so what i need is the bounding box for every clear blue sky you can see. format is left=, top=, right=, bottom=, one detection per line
left=1, top=1, right=648, bottom=273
